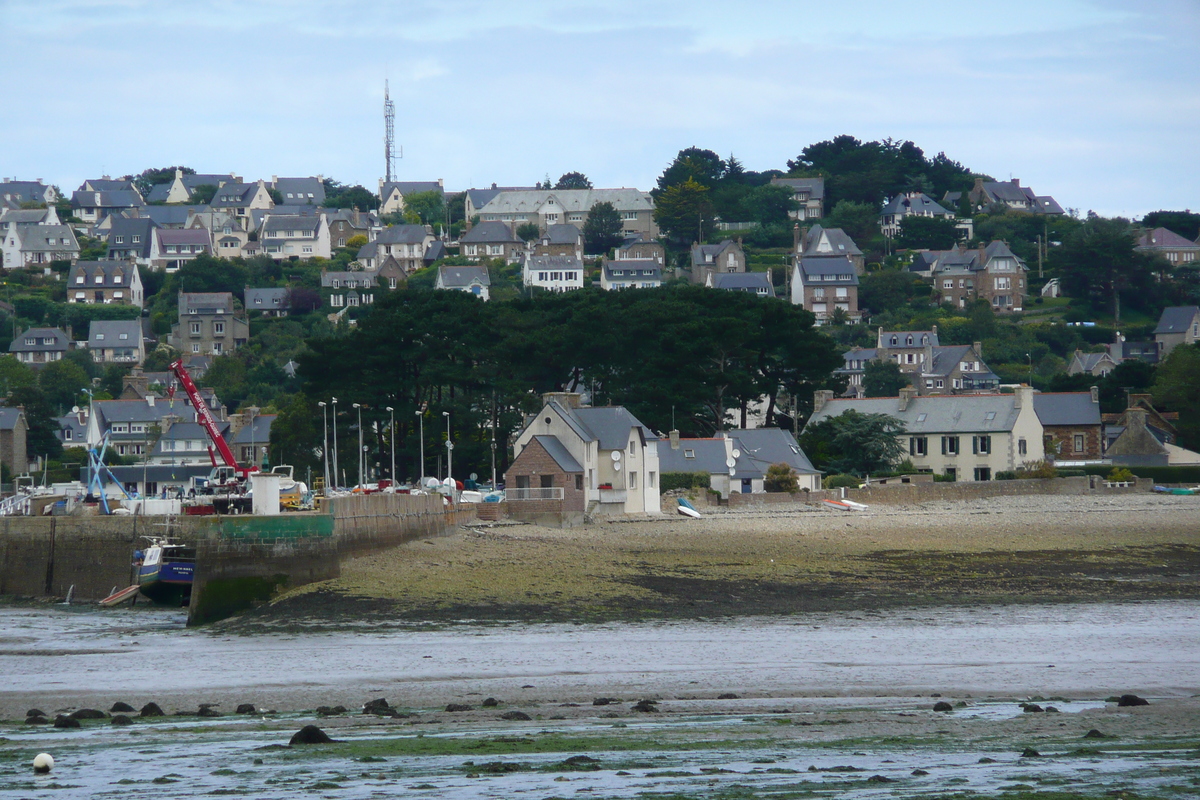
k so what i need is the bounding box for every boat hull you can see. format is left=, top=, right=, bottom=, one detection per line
left=137, top=562, right=194, bottom=606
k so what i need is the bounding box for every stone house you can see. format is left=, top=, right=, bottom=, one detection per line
left=9, top=327, right=71, bottom=366
left=614, top=236, right=665, bottom=264
left=508, top=392, right=660, bottom=522
left=533, top=223, right=584, bottom=260
left=244, top=288, right=290, bottom=317
left=322, top=270, right=378, bottom=310
left=838, top=328, right=997, bottom=396
left=326, top=208, right=378, bottom=250
left=0, top=406, right=29, bottom=476
left=66, top=261, right=144, bottom=307
left=167, top=292, right=250, bottom=357
left=1153, top=306, right=1199, bottom=359
left=795, top=223, right=865, bottom=274
left=690, top=239, right=745, bottom=285
left=946, top=177, right=1064, bottom=216
left=806, top=386, right=1045, bottom=482
left=1033, top=389, right=1103, bottom=463
left=357, top=224, right=433, bottom=273
left=460, top=221, right=524, bottom=264
left=86, top=320, right=145, bottom=365
left=1067, top=350, right=1119, bottom=377
left=476, top=188, right=658, bottom=240
left=925, top=241, right=1028, bottom=313
left=524, top=255, right=584, bottom=293
left=791, top=256, right=860, bottom=323
left=770, top=177, right=825, bottom=219
left=879, top=192, right=956, bottom=238
left=502, top=435, right=588, bottom=526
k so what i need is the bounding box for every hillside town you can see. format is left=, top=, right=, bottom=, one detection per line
left=0, top=135, right=1198, bottom=524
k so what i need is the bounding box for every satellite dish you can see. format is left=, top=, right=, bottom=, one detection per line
left=726, top=457, right=736, bottom=468
left=728, top=467, right=737, bottom=477
left=611, top=451, right=622, bottom=461
left=613, top=462, right=622, bottom=471
left=731, top=449, right=742, bottom=459
left=469, top=472, right=478, bottom=481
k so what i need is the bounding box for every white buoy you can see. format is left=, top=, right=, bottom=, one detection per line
left=33, top=753, right=53, bottom=773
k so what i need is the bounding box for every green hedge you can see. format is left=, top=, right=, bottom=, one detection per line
left=661, top=472, right=711, bottom=492
left=1083, top=465, right=1200, bottom=483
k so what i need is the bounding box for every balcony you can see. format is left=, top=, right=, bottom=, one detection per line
left=597, top=488, right=627, bottom=504
left=507, top=487, right=564, bottom=501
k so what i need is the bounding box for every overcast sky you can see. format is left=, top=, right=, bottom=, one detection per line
left=2, top=0, right=1196, bottom=218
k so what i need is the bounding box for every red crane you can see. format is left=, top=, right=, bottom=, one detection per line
left=168, top=359, right=258, bottom=482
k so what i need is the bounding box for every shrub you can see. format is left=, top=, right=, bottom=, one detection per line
left=764, top=463, right=798, bottom=493
left=933, top=472, right=957, bottom=482
left=661, top=472, right=711, bottom=492
left=1107, top=467, right=1134, bottom=482
left=995, top=471, right=1017, bottom=481
left=823, top=473, right=861, bottom=490
left=1014, top=460, right=1057, bottom=480
left=1057, top=469, right=1087, bottom=477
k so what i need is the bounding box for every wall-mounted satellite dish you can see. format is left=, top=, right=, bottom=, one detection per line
left=728, top=467, right=737, bottom=477
left=611, top=451, right=622, bottom=461
left=726, top=457, right=736, bottom=468
left=613, top=462, right=622, bottom=471
left=732, top=449, right=741, bottom=459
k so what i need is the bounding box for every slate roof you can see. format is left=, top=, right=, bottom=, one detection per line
left=711, top=272, right=775, bottom=296
left=530, top=435, right=584, bottom=473
left=0, top=181, right=54, bottom=203
left=180, top=292, right=234, bottom=313
left=880, top=193, right=952, bottom=217
left=382, top=181, right=444, bottom=198
left=245, top=288, right=289, bottom=309
left=982, top=180, right=1031, bottom=204
left=1072, top=352, right=1113, bottom=372
left=728, top=428, right=819, bottom=478
left=798, top=256, right=859, bottom=283
left=262, top=215, right=320, bottom=234
left=802, top=225, right=862, bottom=257
left=0, top=208, right=55, bottom=225
left=770, top=176, right=825, bottom=200
left=106, top=218, right=157, bottom=258
left=437, top=265, right=491, bottom=289
left=14, top=224, right=78, bottom=253
left=155, top=228, right=212, bottom=246
left=93, top=399, right=181, bottom=427
left=691, top=240, right=737, bottom=267
left=209, top=183, right=261, bottom=207
left=273, top=177, right=325, bottom=205
left=87, top=320, right=143, bottom=349
left=658, top=438, right=729, bottom=474
left=139, top=205, right=195, bottom=227
left=806, top=394, right=1025, bottom=434
left=541, top=223, right=582, bottom=245
left=556, top=404, right=657, bottom=451
left=71, top=189, right=144, bottom=210
left=603, top=260, right=661, bottom=280
left=376, top=224, right=431, bottom=245
left=1154, top=306, right=1200, bottom=335
left=0, top=407, right=26, bottom=432
left=460, top=220, right=520, bottom=244
left=1138, top=228, right=1200, bottom=250
left=321, top=271, right=376, bottom=288
left=231, top=415, right=275, bottom=445
left=526, top=255, right=583, bottom=271
left=465, top=186, right=537, bottom=212
left=151, top=421, right=229, bottom=455
left=1032, top=393, right=1101, bottom=427
left=925, top=345, right=995, bottom=379
left=424, top=241, right=448, bottom=264
left=478, top=188, right=653, bottom=216
left=57, top=411, right=86, bottom=443
left=80, top=178, right=135, bottom=192
left=880, top=330, right=940, bottom=347
left=9, top=327, right=71, bottom=353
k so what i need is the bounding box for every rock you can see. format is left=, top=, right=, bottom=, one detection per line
left=24, top=716, right=49, bottom=725
left=1083, top=729, right=1108, bottom=739
left=69, top=708, right=107, bottom=720
left=1116, top=694, right=1149, bottom=707
left=111, top=715, right=133, bottom=726
left=500, top=711, right=532, bottom=721
left=592, top=697, right=620, bottom=706
left=632, top=699, right=659, bottom=713
left=289, top=725, right=335, bottom=745
left=1022, top=704, right=1044, bottom=713
left=933, top=701, right=953, bottom=712
left=912, top=768, right=929, bottom=776
left=139, top=702, right=165, bottom=717
left=563, top=755, right=599, bottom=766
left=316, top=705, right=347, bottom=716
left=717, top=693, right=739, bottom=700
left=26, top=709, right=46, bottom=718
left=445, top=704, right=473, bottom=713
left=197, top=705, right=222, bottom=717
left=362, top=698, right=392, bottom=715
left=236, top=704, right=256, bottom=715
left=867, top=775, right=895, bottom=783
left=1021, top=748, right=1042, bottom=758
left=110, top=702, right=136, bottom=713
left=1045, top=706, right=1060, bottom=713
left=53, top=715, right=81, bottom=729
left=978, top=757, right=997, bottom=764
left=481, top=698, right=499, bottom=708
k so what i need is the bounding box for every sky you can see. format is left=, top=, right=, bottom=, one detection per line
left=1, top=0, right=1197, bottom=218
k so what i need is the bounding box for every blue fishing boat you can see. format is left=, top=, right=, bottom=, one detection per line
left=134, top=538, right=196, bottom=606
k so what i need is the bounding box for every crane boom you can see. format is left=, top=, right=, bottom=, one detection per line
left=168, top=358, right=249, bottom=476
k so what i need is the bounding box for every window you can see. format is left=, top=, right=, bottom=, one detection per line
left=649, top=471, right=656, bottom=487
left=684, top=449, right=695, bottom=459
left=213, top=322, right=225, bottom=335
left=812, top=287, right=825, bottom=298
left=942, top=436, right=959, bottom=455
left=909, top=437, right=927, bottom=456
left=190, top=322, right=201, bottom=335
left=75, top=275, right=84, bottom=284
left=629, top=471, right=638, bottom=489
left=1019, top=438, right=1027, bottom=456
left=984, top=411, right=996, bottom=421
left=974, top=467, right=991, bottom=481
left=1073, top=434, right=1084, bottom=453
left=95, top=274, right=104, bottom=284
left=973, top=435, right=991, bottom=455
left=192, top=343, right=201, bottom=353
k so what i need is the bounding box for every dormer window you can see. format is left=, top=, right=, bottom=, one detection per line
left=75, top=275, right=84, bottom=284
left=906, top=335, right=913, bottom=345
left=684, top=449, right=695, bottom=459
left=95, top=334, right=105, bottom=341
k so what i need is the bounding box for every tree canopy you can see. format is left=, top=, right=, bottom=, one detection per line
left=799, top=409, right=907, bottom=476
left=582, top=201, right=623, bottom=253
left=555, top=172, right=592, bottom=190
left=862, top=360, right=910, bottom=397
left=1051, top=217, right=1156, bottom=325
left=653, top=179, right=714, bottom=244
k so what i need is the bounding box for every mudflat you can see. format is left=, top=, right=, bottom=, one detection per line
left=232, top=493, right=1200, bottom=630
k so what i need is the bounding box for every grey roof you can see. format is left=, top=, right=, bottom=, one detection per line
left=151, top=421, right=229, bottom=455
left=57, top=412, right=85, bottom=443
left=0, top=407, right=26, bottom=432
left=87, top=320, right=143, bottom=348
left=88, top=464, right=214, bottom=484
left=106, top=217, right=157, bottom=257
left=616, top=235, right=662, bottom=252
left=321, top=271, right=376, bottom=288
left=802, top=225, right=862, bottom=257
left=138, top=205, right=195, bottom=226
left=9, top=327, right=71, bottom=353
left=1138, top=227, right=1200, bottom=250
left=981, top=180, right=1031, bottom=204
left=798, top=256, right=859, bottom=284
left=711, top=272, right=775, bottom=296
left=273, top=177, right=325, bottom=205
left=603, top=260, right=661, bottom=280
left=839, top=347, right=879, bottom=369
left=1033, top=393, right=1101, bottom=427
left=880, top=192, right=952, bottom=217
left=245, top=288, right=289, bottom=309
left=437, top=265, right=491, bottom=289
left=1031, top=196, right=1064, bottom=215
left=530, top=435, right=584, bottom=473
left=180, top=292, right=235, bottom=313
left=541, top=223, right=582, bottom=245
left=691, top=240, right=738, bottom=267
left=231, top=415, right=274, bottom=445
left=209, top=183, right=261, bottom=207
left=1072, top=351, right=1112, bottom=372
left=94, top=399, right=181, bottom=426
left=770, top=176, right=825, bottom=200
left=376, top=224, right=431, bottom=245
left=925, top=345, right=993, bottom=379
left=14, top=224, right=78, bottom=252
left=1153, top=306, right=1200, bottom=335
left=465, top=186, right=536, bottom=211
left=806, top=394, right=1024, bottom=434
left=252, top=206, right=321, bottom=230
left=262, top=215, right=320, bottom=234
left=424, top=241, right=448, bottom=264
left=80, top=178, right=135, bottom=192
left=526, top=255, right=583, bottom=271
left=0, top=208, right=54, bottom=225
left=729, top=428, right=819, bottom=477
left=71, top=189, right=143, bottom=209
left=156, top=227, right=212, bottom=246
left=658, top=438, right=729, bottom=474
left=982, top=240, right=1021, bottom=263
left=564, top=404, right=657, bottom=450
left=382, top=181, right=444, bottom=198
left=479, top=188, right=653, bottom=216
left=880, top=330, right=940, bottom=347
left=460, top=220, right=520, bottom=244
left=0, top=181, right=54, bottom=203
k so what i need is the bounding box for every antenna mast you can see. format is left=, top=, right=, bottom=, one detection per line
left=384, top=80, right=397, bottom=183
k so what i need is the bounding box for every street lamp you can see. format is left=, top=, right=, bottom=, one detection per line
left=443, top=411, right=453, bottom=486
left=386, top=406, right=394, bottom=488
left=353, top=403, right=364, bottom=488
left=318, top=401, right=329, bottom=496
left=415, top=408, right=425, bottom=484
left=331, top=397, right=339, bottom=489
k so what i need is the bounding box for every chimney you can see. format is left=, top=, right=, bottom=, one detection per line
left=813, top=389, right=834, bottom=414
left=973, top=177, right=984, bottom=192
left=898, top=386, right=917, bottom=412
left=1013, top=385, right=1033, bottom=409
left=272, top=175, right=278, bottom=185
left=924, top=339, right=934, bottom=370
left=973, top=341, right=982, bottom=358
left=793, top=223, right=801, bottom=253
left=437, top=178, right=444, bottom=188
left=542, top=391, right=584, bottom=410
left=1090, top=385, right=1100, bottom=404
left=1010, top=178, right=1020, bottom=186
left=669, top=430, right=680, bottom=450
left=491, top=182, right=497, bottom=190
left=146, top=394, right=155, bottom=407
left=931, top=324, right=938, bottom=338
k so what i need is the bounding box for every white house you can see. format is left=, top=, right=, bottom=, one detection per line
left=436, top=265, right=491, bottom=300
left=524, top=255, right=584, bottom=292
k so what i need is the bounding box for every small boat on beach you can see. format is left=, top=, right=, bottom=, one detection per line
left=823, top=498, right=869, bottom=511
left=134, top=537, right=196, bottom=606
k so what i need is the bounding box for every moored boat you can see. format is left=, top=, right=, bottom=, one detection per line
left=135, top=538, right=196, bottom=606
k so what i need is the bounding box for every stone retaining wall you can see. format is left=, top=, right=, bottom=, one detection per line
left=727, top=476, right=1149, bottom=507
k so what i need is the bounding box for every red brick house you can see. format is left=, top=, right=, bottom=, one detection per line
left=504, top=435, right=586, bottom=526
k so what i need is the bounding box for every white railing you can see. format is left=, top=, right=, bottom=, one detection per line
left=0, top=494, right=32, bottom=516
left=507, top=487, right=564, bottom=501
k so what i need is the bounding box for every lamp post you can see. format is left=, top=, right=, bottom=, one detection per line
left=331, top=397, right=339, bottom=489
left=416, top=409, right=425, bottom=484
left=318, top=401, right=329, bottom=496
left=443, top=411, right=453, bottom=487
left=386, top=406, right=394, bottom=488
left=353, top=403, right=364, bottom=488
